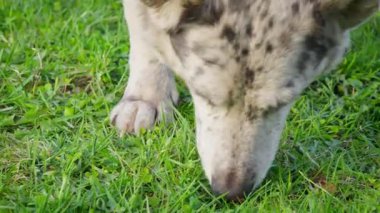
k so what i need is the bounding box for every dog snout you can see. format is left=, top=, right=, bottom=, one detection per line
left=211, top=170, right=256, bottom=201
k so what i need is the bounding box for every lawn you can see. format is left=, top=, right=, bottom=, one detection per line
left=0, top=0, right=379, bottom=212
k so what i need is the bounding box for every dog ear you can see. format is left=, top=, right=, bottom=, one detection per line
left=321, top=0, right=379, bottom=29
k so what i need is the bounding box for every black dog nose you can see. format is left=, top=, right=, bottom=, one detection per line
left=211, top=172, right=255, bottom=201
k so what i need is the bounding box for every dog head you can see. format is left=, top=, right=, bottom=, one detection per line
left=170, top=0, right=378, bottom=200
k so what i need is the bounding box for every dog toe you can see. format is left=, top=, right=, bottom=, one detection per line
left=110, top=99, right=157, bottom=135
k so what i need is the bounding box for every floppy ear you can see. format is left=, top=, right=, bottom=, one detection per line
left=322, top=0, right=379, bottom=29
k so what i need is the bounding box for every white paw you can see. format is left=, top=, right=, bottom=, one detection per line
left=110, top=98, right=175, bottom=135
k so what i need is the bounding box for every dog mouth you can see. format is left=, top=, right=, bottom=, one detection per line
left=210, top=167, right=257, bottom=201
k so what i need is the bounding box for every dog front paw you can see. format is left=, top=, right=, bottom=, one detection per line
left=110, top=97, right=175, bottom=135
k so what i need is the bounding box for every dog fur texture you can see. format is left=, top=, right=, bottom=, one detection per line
left=110, top=0, right=378, bottom=200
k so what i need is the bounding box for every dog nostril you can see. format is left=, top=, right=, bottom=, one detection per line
left=211, top=182, right=254, bottom=201
left=211, top=175, right=255, bottom=201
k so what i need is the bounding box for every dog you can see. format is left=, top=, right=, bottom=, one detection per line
left=110, top=0, right=378, bottom=200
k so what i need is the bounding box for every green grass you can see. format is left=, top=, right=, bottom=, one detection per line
left=0, top=0, right=379, bottom=211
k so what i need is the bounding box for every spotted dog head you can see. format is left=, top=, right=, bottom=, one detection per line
left=140, top=0, right=378, bottom=200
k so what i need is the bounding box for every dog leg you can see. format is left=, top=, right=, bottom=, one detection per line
left=111, top=0, right=179, bottom=135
